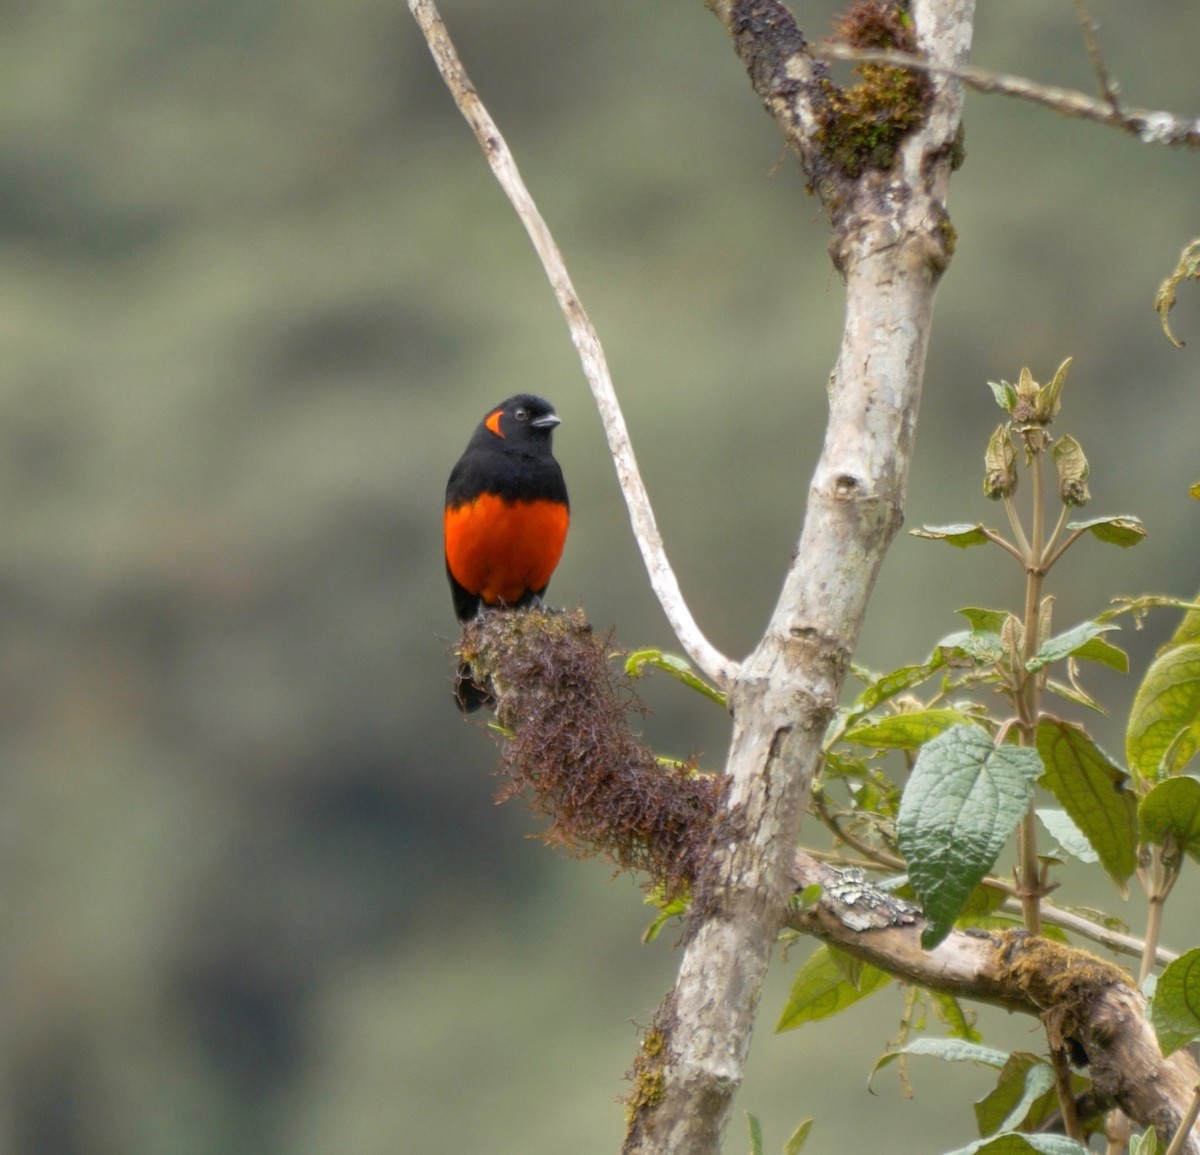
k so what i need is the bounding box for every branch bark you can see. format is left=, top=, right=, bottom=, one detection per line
left=624, top=2, right=974, bottom=1149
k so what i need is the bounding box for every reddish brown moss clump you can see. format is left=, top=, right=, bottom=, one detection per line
left=459, top=609, right=721, bottom=900
left=816, top=0, right=932, bottom=177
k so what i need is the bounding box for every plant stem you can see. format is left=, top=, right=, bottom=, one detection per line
left=1164, top=1083, right=1200, bottom=1155
left=1016, top=434, right=1047, bottom=934
left=1050, top=1042, right=1085, bottom=1141
left=1140, top=843, right=1181, bottom=986
left=1003, top=492, right=1031, bottom=557
left=1142, top=892, right=1166, bottom=986
left=1040, top=501, right=1071, bottom=567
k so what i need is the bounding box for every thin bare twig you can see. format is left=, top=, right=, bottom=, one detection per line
left=814, top=42, right=1200, bottom=148
left=1166, top=1085, right=1200, bottom=1155
left=1071, top=0, right=1122, bottom=114
left=408, top=0, right=738, bottom=687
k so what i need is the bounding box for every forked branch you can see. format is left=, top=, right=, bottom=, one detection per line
left=814, top=42, right=1200, bottom=148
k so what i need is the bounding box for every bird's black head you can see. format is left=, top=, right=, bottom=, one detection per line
left=479, top=394, right=561, bottom=446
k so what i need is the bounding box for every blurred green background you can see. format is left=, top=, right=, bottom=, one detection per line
left=3, top=1, right=1198, bottom=1152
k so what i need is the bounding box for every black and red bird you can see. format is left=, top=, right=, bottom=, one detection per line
left=444, top=394, right=569, bottom=710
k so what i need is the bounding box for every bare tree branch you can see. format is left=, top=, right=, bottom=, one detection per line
left=791, top=854, right=1200, bottom=1155
left=814, top=41, right=1200, bottom=148
left=1070, top=0, right=1121, bottom=114
left=407, top=0, right=738, bottom=688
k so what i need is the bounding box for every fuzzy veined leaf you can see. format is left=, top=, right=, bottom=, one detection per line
left=869, top=1036, right=1009, bottom=1092
left=898, top=725, right=1043, bottom=948
left=957, top=607, right=1011, bottom=633
left=912, top=523, right=991, bottom=548
left=775, top=945, right=890, bottom=1033
left=1129, top=1128, right=1165, bottom=1155
left=1065, top=515, right=1146, bottom=548
left=931, top=992, right=982, bottom=1042
left=988, top=379, right=1018, bottom=412
left=1026, top=622, right=1120, bottom=672
left=984, top=425, right=1018, bottom=500
left=944, top=1134, right=1090, bottom=1155
left=1035, top=356, right=1072, bottom=424
left=1036, top=808, right=1099, bottom=864
left=1169, top=594, right=1200, bottom=648
left=1070, top=635, right=1129, bottom=674
left=935, top=630, right=1005, bottom=669
left=1150, top=946, right=1200, bottom=1056
left=1139, top=776, right=1200, bottom=862
left=839, top=656, right=948, bottom=732
left=973, top=1053, right=1057, bottom=1139
left=1126, top=641, right=1200, bottom=782
left=1051, top=433, right=1089, bottom=506
left=1035, top=719, right=1137, bottom=889
left=624, top=649, right=728, bottom=706
left=843, top=708, right=969, bottom=750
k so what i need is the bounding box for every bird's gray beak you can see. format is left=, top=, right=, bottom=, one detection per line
left=531, top=413, right=561, bottom=430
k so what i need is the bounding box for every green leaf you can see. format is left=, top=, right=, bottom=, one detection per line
left=1026, top=621, right=1119, bottom=672
left=746, top=1111, right=763, bottom=1155
left=957, top=607, right=1010, bottom=633
left=1036, top=808, right=1098, bottom=863
left=974, top=1053, right=1057, bottom=1138
left=898, top=725, right=1043, bottom=948
left=1051, top=432, right=1090, bottom=506
left=912, top=523, right=992, bottom=548
left=776, top=944, right=891, bottom=1032
left=869, top=1036, right=1008, bottom=1091
left=958, top=1131, right=1091, bottom=1155
left=1071, top=635, right=1129, bottom=673
left=1035, top=718, right=1137, bottom=889
left=1036, top=356, right=1072, bottom=423
left=1065, top=515, right=1146, bottom=548
left=844, top=708, right=969, bottom=750
left=789, top=883, right=823, bottom=913
left=1044, top=677, right=1107, bottom=715
left=957, top=883, right=1008, bottom=922
left=1169, top=594, right=1200, bottom=647
left=930, top=992, right=982, bottom=1042
left=935, top=630, right=1005, bottom=668
left=784, top=1119, right=814, bottom=1154
left=1130, top=1126, right=1166, bottom=1155
left=1150, top=946, right=1200, bottom=1056
left=642, top=891, right=690, bottom=944
left=847, top=655, right=947, bottom=714
left=1139, top=776, right=1200, bottom=862
left=1127, top=642, right=1200, bottom=782
left=624, top=649, right=728, bottom=707
left=988, top=380, right=1017, bottom=412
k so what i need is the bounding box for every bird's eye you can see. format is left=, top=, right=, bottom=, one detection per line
left=514, top=407, right=528, bottom=422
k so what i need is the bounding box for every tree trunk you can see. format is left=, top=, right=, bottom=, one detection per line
left=624, top=1, right=976, bottom=1149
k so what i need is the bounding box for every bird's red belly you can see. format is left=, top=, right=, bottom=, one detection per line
left=444, top=494, right=569, bottom=605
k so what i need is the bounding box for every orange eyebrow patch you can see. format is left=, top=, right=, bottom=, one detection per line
left=444, top=494, right=569, bottom=607
left=485, top=409, right=505, bottom=438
